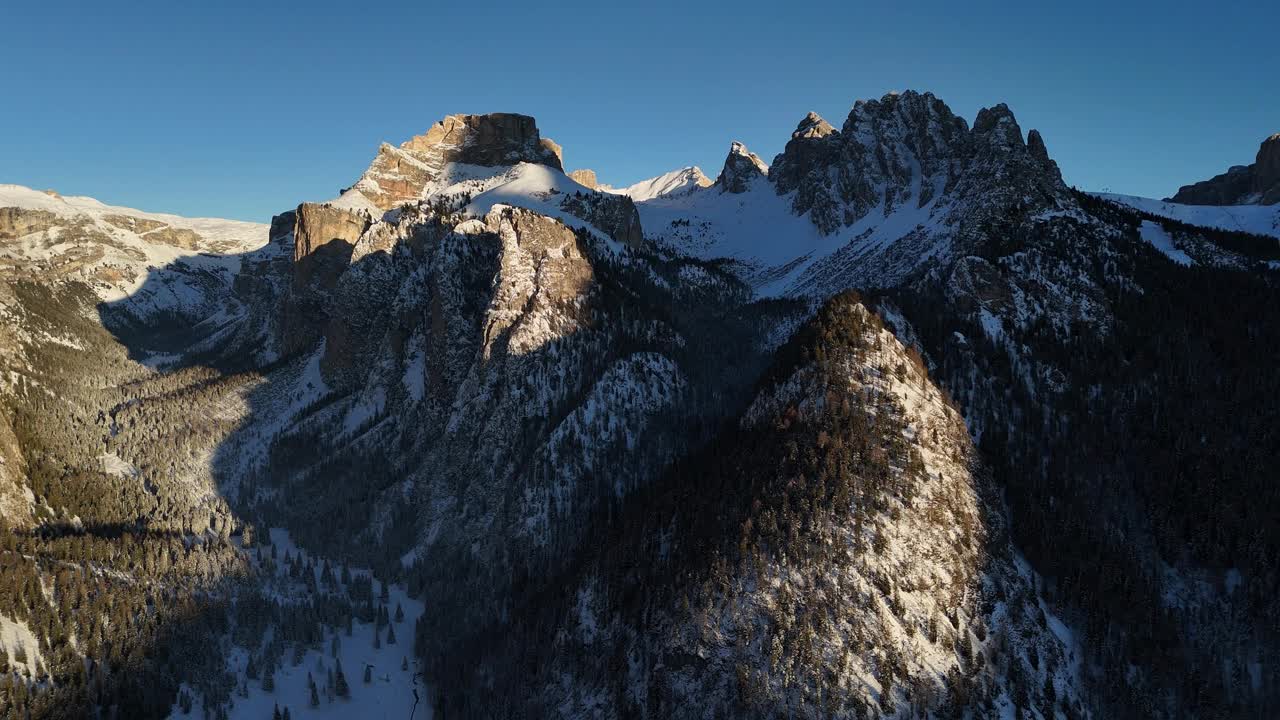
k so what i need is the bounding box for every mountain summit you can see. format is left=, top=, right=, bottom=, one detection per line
left=716, top=141, right=770, bottom=193
left=344, top=112, right=564, bottom=210
left=1170, top=132, right=1280, bottom=205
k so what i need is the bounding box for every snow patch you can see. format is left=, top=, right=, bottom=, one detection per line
left=1139, top=220, right=1195, bottom=266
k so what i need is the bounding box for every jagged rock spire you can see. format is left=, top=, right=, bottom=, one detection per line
left=717, top=142, right=769, bottom=193
left=793, top=111, right=836, bottom=140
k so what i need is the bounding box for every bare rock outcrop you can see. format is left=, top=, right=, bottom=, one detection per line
left=770, top=91, right=1069, bottom=237
left=0, top=207, right=60, bottom=239
left=1255, top=133, right=1280, bottom=204
left=1170, top=132, right=1280, bottom=205
left=0, top=412, right=31, bottom=528
left=292, top=203, right=371, bottom=289
left=353, top=113, right=564, bottom=210
left=568, top=169, right=599, bottom=189
left=715, top=141, right=769, bottom=193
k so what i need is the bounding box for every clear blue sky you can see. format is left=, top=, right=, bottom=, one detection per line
left=3, top=0, right=1276, bottom=221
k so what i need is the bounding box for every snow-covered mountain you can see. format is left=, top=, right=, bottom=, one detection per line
left=2, top=94, right=1279, bottom=720
left=596, top=165, right=714, bottom=201
left=0, top=183, right=269, bottom=309
left=1097, top=192, right=1280, bottom=239
left=636, top=92, right=1078, bottom=298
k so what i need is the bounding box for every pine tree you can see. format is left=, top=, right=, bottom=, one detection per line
left=263, top=667, right=275, bottom=692
left=373, top=626, right=381, bottom=649
left=272, top=704, right=281, bottom=720
left=394, top=602, right=404, bottom=623
left=282, top=709, right=291, bottom=720
left=331, top=635, right=341, bottom=658
left=308, top=673, right=319, bottom=707
left=364, top=665, right=372, bottom=684
left=334, top=659, right=350, bottom=698
left=401, top=656, right=408, bottom=671
left=386, top=622, right=396, bottom=645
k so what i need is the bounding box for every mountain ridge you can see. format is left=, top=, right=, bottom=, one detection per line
left=1, top=89, right=1278, bottom=719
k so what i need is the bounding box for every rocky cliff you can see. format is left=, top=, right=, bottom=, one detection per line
left=347, top=113, right=564, bottom=211
left=1170, top=132, right=1280, bottom=205
left=716, top=141, right=769, bottom=193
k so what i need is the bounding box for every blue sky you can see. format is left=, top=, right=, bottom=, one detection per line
left=2, top=0, right=1276, bottom=221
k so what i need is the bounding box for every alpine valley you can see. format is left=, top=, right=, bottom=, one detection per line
left=2, top=92, right=1279, bottom=720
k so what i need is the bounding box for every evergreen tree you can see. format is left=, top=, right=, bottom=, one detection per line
left=386, top=622, right=396, bottom=645
left=272, top=704, right=281, bottom=720
left=308, top=673, right=319, bottom=708
left=394, top=602, right=404, bottom=623
left=334, top=659, right=350, bottom=698
left=364, top=664, right=372, bottom=684
left=263, top=667, right=275, bottom=692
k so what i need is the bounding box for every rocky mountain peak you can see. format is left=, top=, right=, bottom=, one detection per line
left=773, top=90, right=971, bottom=234
left=1026, top=128, right=1066, bottom=183
left=349, top=113, right=564, bottom=211
left=754, top=90, right=1074, bottom=295
left=1170, top=131, right=1280, bottom=205
left=970, top=103, right=1037, bottom=158
left=716, top=141, right=769, bottom=193
left=1027, top=128, right=1050, bottom=164
left=793, top=111, right=836, bottom=140
left=1254, top=133, right=1280, bottom=203
left=972, top=102, right=1019, bottom=136
left=400, top=113, right=563, bottom=169
left=567, top=169, right=599, bottom=189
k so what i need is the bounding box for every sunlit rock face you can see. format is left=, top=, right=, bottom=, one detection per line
left=291, top=202, right=371, bottom=289
left=716, top=141, right=769, bottom=193
left=350, top=113, right=565, bottom=211
left=771, top=91, right=1069, bottom=236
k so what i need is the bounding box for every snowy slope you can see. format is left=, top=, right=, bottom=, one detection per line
left=599, top=166, right=713, bottom=201
left=637, top=175, right=954, bottom=297
left=0, top=183, right=273, bottom=314
left=1097, top=192, right=1280, bottom=239
left=1139, top=220, right=1195, bottom=266
left=168, top=530, right=429, bottom=720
